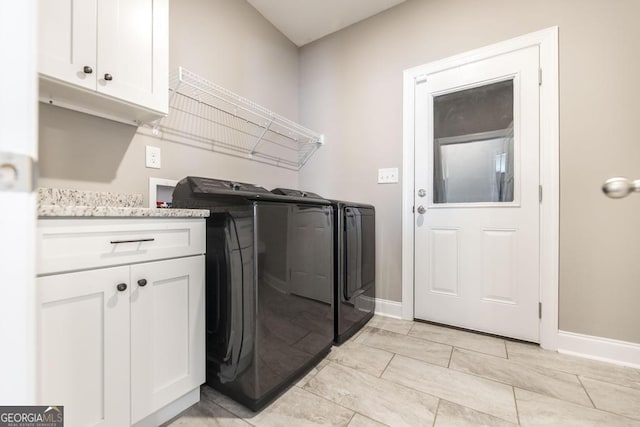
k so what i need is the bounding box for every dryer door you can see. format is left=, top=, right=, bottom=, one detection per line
left=344, top=207, right=375, bottom=301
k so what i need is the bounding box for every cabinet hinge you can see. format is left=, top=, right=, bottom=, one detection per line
left=412, top=206, right=415, bottom=213
left=539, top=185, right=543, bottom=203
left=538, top=68, right=542, bottom=86
left=538, top=302, right=542, bottom=319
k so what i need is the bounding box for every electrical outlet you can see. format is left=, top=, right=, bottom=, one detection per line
left=146, top=145, right=161, bottom=169
left=378, top=167, right=399, bottom=184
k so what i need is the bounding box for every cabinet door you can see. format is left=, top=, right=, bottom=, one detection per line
left=38, top=0, right=96, bottom=90
left=38, top=267, right=130, bottom=427
left=97, top=0, right=168, bottom=114
left=130, top=256, right=205, bottom=423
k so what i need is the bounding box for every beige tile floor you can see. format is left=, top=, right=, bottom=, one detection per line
left=166, top=316, right=640, bottom=426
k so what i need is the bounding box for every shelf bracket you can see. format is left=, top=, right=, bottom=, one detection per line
left=250, top=117, right=274, bottom=156
left=299, top=141, right=322, bottom=169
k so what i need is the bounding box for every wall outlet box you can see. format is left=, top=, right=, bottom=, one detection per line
left=378, top=167, right=399, bottom=184
left=146, top=145, right=161, bottom=169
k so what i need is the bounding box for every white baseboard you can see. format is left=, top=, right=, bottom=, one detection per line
left=374, top=298, right=403, bottom=319
left=557, top=330, right=640, bottom=369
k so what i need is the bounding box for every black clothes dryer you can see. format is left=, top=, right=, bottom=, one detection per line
left=330, top=200, right=375, bottom=344
left=271, top=189, right=376, bottom=344
left=173, top=177, right=334, bottom=411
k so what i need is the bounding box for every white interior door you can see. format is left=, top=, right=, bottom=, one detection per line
left=0, top=0, right=38, bottom=403
left=414, top=46, right=540, bottom=342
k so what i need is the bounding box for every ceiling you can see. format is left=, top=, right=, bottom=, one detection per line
left=246, top=0, right=407, bottom=47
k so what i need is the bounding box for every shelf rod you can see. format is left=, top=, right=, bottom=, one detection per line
left=171, top=92, right=300, bottom=150
left=157, top=125, right=300, bottom=170
left=179, top=80, right=319, bottom=143
left=157, top=67, right=324, bottom=170
left=178, top=69, right=320, bottom=142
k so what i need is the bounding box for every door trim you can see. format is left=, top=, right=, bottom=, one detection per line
left=401, top=27, right=559, bottom=350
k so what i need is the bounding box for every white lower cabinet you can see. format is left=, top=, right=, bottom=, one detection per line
left=130, top=257, right=205, bottom=424
left=37, top=218, right=206, bottom=427
left=39, top=266, right=131, bottom=427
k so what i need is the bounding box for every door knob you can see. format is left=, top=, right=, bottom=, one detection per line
left=137, top=279, right=148, bottom=287
left=418, top=189, right=426, bottom=197
left=417, top=205, right=426, bottom=214
left=116, top=283, right=127, bottom=292
left=0, top=163, right=18, bottom=187
left=83, top=65, right=93, bottom=74
left=104, top=73, right=113, bottom=81
left=602, top=177, right=640, bottom=199
left=0, top=152, right=35, bottom=193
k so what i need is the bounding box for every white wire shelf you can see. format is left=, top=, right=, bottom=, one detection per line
left=150, top=67, right=324, bottom=170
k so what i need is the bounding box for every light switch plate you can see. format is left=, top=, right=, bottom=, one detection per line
left=145, top=145, right=161, bottom=169
left=378, top=167, right=399, bottom=184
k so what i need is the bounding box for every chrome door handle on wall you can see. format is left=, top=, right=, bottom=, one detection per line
left=418, top=189, right=426, bottom=197
left=417, top=206, right=426, bottom=214
left=602, top=177, right=640, bottom=199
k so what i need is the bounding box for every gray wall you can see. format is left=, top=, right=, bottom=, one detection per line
left=298, top=0, right=640, bottom=343
left=39, top=0, right=301, bottom=201
left=38, top=0, right=640, bottom=344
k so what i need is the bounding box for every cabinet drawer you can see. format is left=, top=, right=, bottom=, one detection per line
left=38, top=218, right=205, bottom=275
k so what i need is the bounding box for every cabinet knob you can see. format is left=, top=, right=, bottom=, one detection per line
left=83, top=65, right=93, bottom=74
left=104, top=73, right=113, bottom=81
left=137, top=279, right=148, bottom=287
left=116, top=283, right=127, bottom=292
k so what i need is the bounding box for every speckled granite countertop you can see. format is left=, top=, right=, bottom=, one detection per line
left=38, top=188, right=209, bottom=218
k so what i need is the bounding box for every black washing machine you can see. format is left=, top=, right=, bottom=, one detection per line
left=272, top=189, right=376, bottom=344
left=173, top=177, right=334, bottom=411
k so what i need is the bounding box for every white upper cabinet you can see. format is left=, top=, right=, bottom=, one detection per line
left=38, top=0, right=168, bottom=124
left=39, top=0, right=97, bottom=91
left=97, top=0, right=168, bottom=113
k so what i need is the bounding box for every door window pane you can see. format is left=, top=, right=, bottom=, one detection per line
left=433, top=80, right=514, bottom=203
